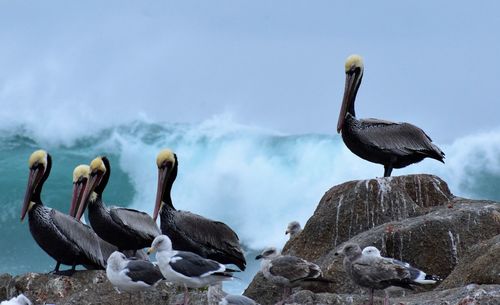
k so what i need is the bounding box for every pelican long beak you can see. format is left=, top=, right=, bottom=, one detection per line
left=75, top=171, right=103, bottom=221
left=337, top=70, right=361, bottom=133
left=146, top=247, right=156, bottom=255
left=153, top=166, right=169, bottom=221
left=69, top=179, right=87, bottom=218
left=21, top=166, right=44, bottom=222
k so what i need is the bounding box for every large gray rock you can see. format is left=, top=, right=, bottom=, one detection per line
left=283, top=174, right=452, bottom=259
left=245, top=175, right=500, bottom=304
left=0, top=271, right=207, bottom=305
left=439, top=234, right=500, bottom=289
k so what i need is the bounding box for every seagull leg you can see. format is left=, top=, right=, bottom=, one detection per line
left=183, top=284, right=190, bottom=305
left=383, top=290, right=389, bottom=305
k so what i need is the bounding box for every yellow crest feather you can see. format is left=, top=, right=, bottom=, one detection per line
left=345, top=54, right=364, bottom=72
left=90, top=157, right=106, bottom=173
left=28, top=150, right=48, bottom=168
left=156, top=149, right=175, bottom=167
left=73, top=165, right=90, bottom=182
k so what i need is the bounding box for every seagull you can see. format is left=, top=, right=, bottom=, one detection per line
left=285, top=221, right=302, bottom=240
left=147, top=235, right=237, bottom=305
left=255, top=247, right=331, bottom=305
left=337, top=243, right=440, bottom=305
left=0, top=294, right=32, bottom=305
left=106, top=251, right=164, bottom=292
left=208, top=283, right=259, bottom=305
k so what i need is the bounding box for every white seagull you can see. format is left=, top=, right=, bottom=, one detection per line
left=148, top=235, right=236, bottom=305
left=106, top=251, right=164, bottom=303
left=0, top=294, right=32, bottom=305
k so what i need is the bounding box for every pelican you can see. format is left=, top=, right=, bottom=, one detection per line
left=153, top=149, right=246, bottom=270
left=21, top=150, right=108, bottom=275
left=75, top=156, right=160, bottom=254
left=337, top=55, right=445, bottom=177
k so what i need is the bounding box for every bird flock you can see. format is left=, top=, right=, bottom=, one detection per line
left=12, top=55, right=446, bottom=305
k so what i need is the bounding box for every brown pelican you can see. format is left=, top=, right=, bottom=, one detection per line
left=153, top=149, right=246, bottom=270
left=21, top=150, right=107, bottom=275
left=337, top=55, right=445, bottom=177
left=75, top=156, right=160, bottom=254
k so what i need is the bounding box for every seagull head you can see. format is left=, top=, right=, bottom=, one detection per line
left=107, top=251, right=127, bottom=272
left=285, top=221, right=301, bottom=236
left=147, top=235, right=173, bottom=255
left=362, top=246, right=381, bottom=257
left=255, top=247, right=280, bottom=260
left=335, top=243, right=362, bottom=260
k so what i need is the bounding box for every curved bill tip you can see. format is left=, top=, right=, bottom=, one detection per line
left=146, top=247, right=155, bottom=255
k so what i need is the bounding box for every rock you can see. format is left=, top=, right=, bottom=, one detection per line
left=439, top=234, right=500, bottom=289
left=0, top=274, right=12, bottom=301
left=284, top=284, right=500, bottom=305
left=246, top=174, right=500, bottom=304
left=0, top=271, right=207, bottom=305
left=283, top=174, right=452, bottom=259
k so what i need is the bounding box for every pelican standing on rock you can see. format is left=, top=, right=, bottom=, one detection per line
left=21, top=150, right=108, bottom=275
left=75, top=156, right=160, bottom=254
left=337, top=55, right=445, bottom=177
left=153, top=149, right=246, bottom=270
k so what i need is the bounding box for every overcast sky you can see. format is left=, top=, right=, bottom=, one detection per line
left=0, top=1, right=499, bottom=142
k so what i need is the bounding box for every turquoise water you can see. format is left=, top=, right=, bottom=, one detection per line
left=1, top=120, right=500, bottom=293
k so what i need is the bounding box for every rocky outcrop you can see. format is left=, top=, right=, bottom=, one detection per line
left=245, top=174, right=500, bottom=304
left=286, top=284, right=500, bottom=305
left=439, top=234, right=500, bottom=289
left=0, top=271, right=207, bottom=305
left=282, top=174, right=453, bottom=259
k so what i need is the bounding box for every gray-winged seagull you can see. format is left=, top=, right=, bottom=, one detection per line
left=337, top=243, right=440, bottom=305
left=106, top=251, right=164, bottom=304
left=285, top=221, right=302, bottom=240
left=148, top=235, right=236, bottom=305
left=255, top=247, right=331, bottom=305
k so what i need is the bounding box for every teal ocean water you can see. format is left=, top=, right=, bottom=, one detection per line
left=1, top=119, right=500, bottom=293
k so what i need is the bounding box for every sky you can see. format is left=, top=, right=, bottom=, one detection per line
left=0, top=0, right=499, bottom=143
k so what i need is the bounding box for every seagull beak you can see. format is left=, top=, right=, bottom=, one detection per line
left=153, top=165, right=170, bottom=221
left=255, top=254, right=263, bottom=260
left=147, top=247, right=156, bottom=255
left=21, top=165, right=44, bottom=222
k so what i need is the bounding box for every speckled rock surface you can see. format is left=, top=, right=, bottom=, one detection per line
left=439, top=234, right=500, bottom=289
left=0, top=270, right=207, bottom=305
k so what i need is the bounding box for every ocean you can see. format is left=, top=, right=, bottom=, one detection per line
left=1, top=117, right=500, bottom=294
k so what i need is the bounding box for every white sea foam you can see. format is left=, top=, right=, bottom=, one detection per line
left=4, top=116, right=500, bottom=251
